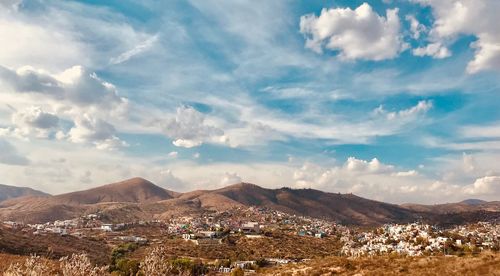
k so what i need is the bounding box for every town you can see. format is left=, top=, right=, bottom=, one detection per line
left=2, top=207, right=499, bottom=275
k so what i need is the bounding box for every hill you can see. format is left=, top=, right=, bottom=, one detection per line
left=0, top=178, right=498, bottom=226
left=401, top=200, right=500, bottom=214
left=51, top=177, right=176, bottom=205
left=0, top=184, right=49, bottom=202
left=179, top=183, right=418, bottom=225
left=0, top=178, right=176, bottom=223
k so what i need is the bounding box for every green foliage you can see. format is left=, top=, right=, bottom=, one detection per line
left=110, top=243, right=140, bottom=274
left=114, top=258, right=140, bottom=276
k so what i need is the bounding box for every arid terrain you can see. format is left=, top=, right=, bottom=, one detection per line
left=0, top=178, right=499, bottom=275
left=1, top=178, right=498, bottom=226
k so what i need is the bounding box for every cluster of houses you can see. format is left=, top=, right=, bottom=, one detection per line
left=3, top=207, right=499, bottom=271
left=341, top=222, right=500, bottom=257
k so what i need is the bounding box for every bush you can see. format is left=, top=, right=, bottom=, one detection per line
left=139, top=246, right=177, bottom=276
left=59, top=253, right=109, bottom=276
left=114, top=258, right=140, bottom=276
left=4, top=255, right=51, bottom=276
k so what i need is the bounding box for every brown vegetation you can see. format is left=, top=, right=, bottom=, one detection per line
left=262, top=252, right=500, bottom=275
left=0, top=226, right=111, bottom=264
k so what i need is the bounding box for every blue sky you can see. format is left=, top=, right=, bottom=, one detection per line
left=0, top=0, right=499, bottom=204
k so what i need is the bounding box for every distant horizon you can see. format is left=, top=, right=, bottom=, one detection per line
left=1, top=1, right=499, bottom=205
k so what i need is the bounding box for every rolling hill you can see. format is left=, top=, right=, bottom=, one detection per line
left=179, top=183, right=418, bottom=225
left=0, top=178, right=498, bottom=225
left=0, top=184, right=49, bottom=202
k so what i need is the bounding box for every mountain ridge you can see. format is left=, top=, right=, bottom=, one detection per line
left=0, top=178, right=498, bottom=225
left=0, top=184, right=50, bottom=203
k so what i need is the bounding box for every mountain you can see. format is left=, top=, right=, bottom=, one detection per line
left=179, top=183, right=418, bottom=225
left=0, top=184, right=49, bottom=202
left=51, top=177, right=176, bottom=205
left=460, top=199, right=488, bottom=205
left=0, top=177, right=177, bottom=223
left=401, top=200, right=500, bottom=214
left=0, top=178, right=498, bottom=226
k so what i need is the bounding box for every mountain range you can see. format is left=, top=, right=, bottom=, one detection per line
left=0, top=177, right=498, bottom=225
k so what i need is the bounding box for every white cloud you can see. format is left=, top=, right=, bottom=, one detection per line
left=345, top=157, right=395, bottom=174
left=220, top=172, right=242, bottom=186
left=392, top=170, right=419, bottom=177
left=159, top=169, right=185, bottom=190
left=464, top=176, right=500, bottom=196
left=300, top=3, right=405, bottom=60
left=162, top=106, right=225, bottom=148
left=0, top=65, right=127, bottom=114
left=414, top=0, right=500, bottom=73
left=406, top=14, right=427, bottom=39
left=462, top=152, right=476, bottom=173
left=0, top=8, right=86, bottom=71
left=109, top=34, right=159, bottom=65
left=413, top=43, right=451, bottom=59
left=4, top=106, right=60, bottom=138
left=373, top=100, right=433, bottom=120
left=168, top=151, right=178, bottom=158
left=66, top=114, right=127, bottom=150
left=461, top=122, right=500, bottom=139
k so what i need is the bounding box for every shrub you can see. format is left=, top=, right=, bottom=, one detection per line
left=59, top=253, right=109, bottom=276
left=4, top=255, right=51, bottom=276
left=139, top=246, right=173, bottom=276
left=114, top=258, right=140, bottom=276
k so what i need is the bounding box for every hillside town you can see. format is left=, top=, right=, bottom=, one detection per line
left=2, top=207, right=499, bottom=274
left=341, top=222, right=500, bottom=257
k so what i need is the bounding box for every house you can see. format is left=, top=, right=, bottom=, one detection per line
left=240, top=222, right=260, bottom=234
left=182, top=233, right=195, bottom=240
left=315, top=232, right=326, bottom=238
left=219, top=267, right=231, bottom=273
left=101, top=224, right=113, bottom=232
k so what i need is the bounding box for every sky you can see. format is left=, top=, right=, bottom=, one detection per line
left=0, top=0, right=499, bottom=204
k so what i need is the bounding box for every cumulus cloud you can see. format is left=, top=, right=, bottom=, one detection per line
left=0, top=65, right=130, bottom=149
left=159, top=169, right=185, bottom=190
left=373, top=100, right=433, bottom=120
left=413, top=42, right=451, bottom=59
left=406, top=14, right=427, bottom=40
left=464, top=176, right=500, bottom=195
left=8, top=106, right=59, bottom=138
left=0, top=65, right=127, bottom=114
left=65, top=114, right=128, bottom=150
left=300, top=3, right=406, bottom=60
left=162, top=106, right=225, bottom=148
left=220, top=172, right=242, bottom=186
left=345, top=157, right=394, bottom=174
left=414, top=0, right=500, bottom=73
left=0, top=139, right=29, bottom=165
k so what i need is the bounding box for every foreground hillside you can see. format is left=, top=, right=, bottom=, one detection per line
left=261, top=252, right=500, bottom=276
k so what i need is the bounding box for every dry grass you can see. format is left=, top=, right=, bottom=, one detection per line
left=128, top=232, right=341, bottom=261
left=262, top=252, right=500, bottom=275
